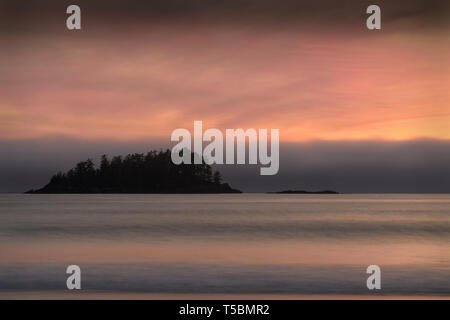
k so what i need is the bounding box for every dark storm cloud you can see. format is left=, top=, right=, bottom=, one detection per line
left=0, top=138, right=449, bottom=193
left=219, top=139, right=450, bottom=193
left=0, top=0, right=448, bottom=32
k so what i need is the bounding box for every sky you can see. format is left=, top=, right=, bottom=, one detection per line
left=0, top=0, right=449, bottom=192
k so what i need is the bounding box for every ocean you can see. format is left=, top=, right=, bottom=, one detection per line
left=0, top=193, right=449, bottom=299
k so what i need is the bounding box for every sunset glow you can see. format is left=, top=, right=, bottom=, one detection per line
left=1, top=26, right=448, bottom=142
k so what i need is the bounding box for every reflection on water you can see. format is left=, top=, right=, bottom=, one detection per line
left=0, top=194, right=449, bottom=297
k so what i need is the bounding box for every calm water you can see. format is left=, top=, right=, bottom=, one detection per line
left=0, top=194, right=449, bottom=298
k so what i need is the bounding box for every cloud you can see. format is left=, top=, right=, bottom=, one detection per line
left=1, top=24, right=448, bottom=140
left=0, top=138, right=449, bottom=193
left=1, top=0, right=448, bottom=30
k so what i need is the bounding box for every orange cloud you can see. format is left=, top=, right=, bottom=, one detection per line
left=0, top=26, right=448, bottom=141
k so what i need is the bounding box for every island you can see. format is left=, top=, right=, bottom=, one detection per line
left=26, top=149, right=241, bottom=194
left=268, top=190, right=340, bottom=194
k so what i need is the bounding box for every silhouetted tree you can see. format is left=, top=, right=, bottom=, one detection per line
left=213, top=171, right=222, bottom=185
left=28, top=149, right=240, bottom=194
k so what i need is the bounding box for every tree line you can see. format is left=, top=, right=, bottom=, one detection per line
left=27, top=149, right=241, bottom=193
